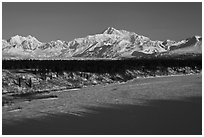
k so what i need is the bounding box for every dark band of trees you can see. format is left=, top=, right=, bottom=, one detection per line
left=2, top=58, right=202, bottom=74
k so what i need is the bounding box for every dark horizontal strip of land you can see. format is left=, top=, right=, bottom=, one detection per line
left=2, top=57, right=202, bottom=73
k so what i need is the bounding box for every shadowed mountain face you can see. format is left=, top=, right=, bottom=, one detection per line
left=2, top=27, right=202, bottom=60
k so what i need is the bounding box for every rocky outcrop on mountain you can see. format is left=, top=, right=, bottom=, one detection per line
left=2, top=27, right=202, bottom=60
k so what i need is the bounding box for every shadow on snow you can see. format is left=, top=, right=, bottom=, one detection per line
left=3, top=96, right=202, bottom=135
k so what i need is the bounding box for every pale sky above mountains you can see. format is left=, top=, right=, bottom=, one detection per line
left=2, top=2, right=202, bottom=42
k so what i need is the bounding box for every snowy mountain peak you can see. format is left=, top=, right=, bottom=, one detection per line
left=8, top=35, right=41, bottom=45
left=8, top=35, right=25, bottom=45
left=103, top=27, right=116, bottom=33
left=193, top=35, right=202, bottom=41
left=26, top=35, right=42, bottom=44
left=26, top=35, right=37, bottom=40
left=56, top=40, right=64, bottom=44
left=2, top=28, right=202, bottom=60
left=103, top=27, right=123, bottom=35
left=5, top=35, right=42, bottom=51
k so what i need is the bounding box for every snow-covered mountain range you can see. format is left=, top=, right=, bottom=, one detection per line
left=2, top=27, right=202, bottom=60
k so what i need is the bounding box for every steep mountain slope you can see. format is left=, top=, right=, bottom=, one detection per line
left=164, top=36, right=202, bottom=54
left=2, top=27, right=202, bottom=60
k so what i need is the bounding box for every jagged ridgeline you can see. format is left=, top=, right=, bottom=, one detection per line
left=2, top=27, right=202, bottom=60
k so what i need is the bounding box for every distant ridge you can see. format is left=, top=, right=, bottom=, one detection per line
left=2, top=27, right=202, bottom=60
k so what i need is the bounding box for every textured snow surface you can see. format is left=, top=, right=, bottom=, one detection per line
left=2, top=27, right=202, bottom=60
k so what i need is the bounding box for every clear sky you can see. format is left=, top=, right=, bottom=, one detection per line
left=2, top=2, right=202, bottom=42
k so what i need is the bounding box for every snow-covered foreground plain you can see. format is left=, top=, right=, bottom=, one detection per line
left=3, top=74, right=202, bottom=135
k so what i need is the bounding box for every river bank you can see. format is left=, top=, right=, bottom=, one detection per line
left=3, top=74, right=202, bottom=134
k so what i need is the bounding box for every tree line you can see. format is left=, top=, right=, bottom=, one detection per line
left=2, top=58, right=202, bottom=74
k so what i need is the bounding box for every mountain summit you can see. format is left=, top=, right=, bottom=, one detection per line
left=2, top=28, right=202, bottom=60
left=103, top=27, right=125, bottom=35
